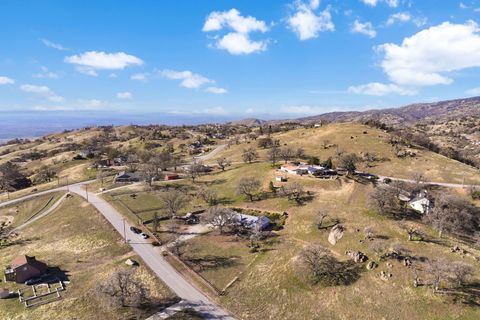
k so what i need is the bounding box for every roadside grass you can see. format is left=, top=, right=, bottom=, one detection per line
left=0, top=191, right=65, bottom=228
left=0, top=195, right=177, bottom=320
left=180, top=232, right=259, bottom=291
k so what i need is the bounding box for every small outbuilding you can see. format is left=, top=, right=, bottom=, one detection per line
left=113, top=171, right=141, bottom=183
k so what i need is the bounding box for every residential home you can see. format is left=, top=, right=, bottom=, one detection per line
left=280, top=164, right=308, bottom=175
left=113, top=171, right=141, bottom=183
left=4, top=255, right=48, bottom=283
left=235, top=214, right=271, bottom=231
left=409, top=196, right=431, bottom=214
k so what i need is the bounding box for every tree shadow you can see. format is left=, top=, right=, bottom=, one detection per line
left=184, top=255, right=240, bottom=272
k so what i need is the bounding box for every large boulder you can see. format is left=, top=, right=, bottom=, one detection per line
left=346, top=250, right=368, bottom=263
left=328, top=225, right=345, bottom=245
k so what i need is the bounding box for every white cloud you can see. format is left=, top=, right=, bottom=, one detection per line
left=116, top=91, right=132, bottom=100
left=386, top=12, right=411, bottom=26
left=352, top=20, right=377, bottom=38
left=84, top=99, right=106, bottom=109
left=199, top=106, right=228, bottom=115
left=360, top=0, right=378, bottom=6
left=0, top=76, right=15, bottom=85
left=205, top=86, right=227, bottom=94
left=40, top=38, right=69, bottom=51
left=287, top=1, right=334, bottom=41
left=465, top=87, right=480, bottom=95
left=413, top=17, right=428, bottom=27
left=203, top=8, right=268, bottom=33
left=280, top=105, right=327, bottom=115
left=131, top=73, right=149, bottom=81
left=160, top=69, right=213, bottom=89
left=216, top=32, right=268, bottom=55
left=378, top=21, right=480, bottom=87
left=32, top=66, right=60, bottom=79
left=348, top=82, right=416, bottom=96
left=360, top=0, right=398, bottom=7
left=20, top=84, right=64, bottom=102
left=385, top=0, right=399, bottom=7
left=460, top=2, right=468, bottom=9
left=65, top=51, right=143, bottom=76
left=202, top=8, right=269, bottom=55
left=32, top=105, right=72, bottom=111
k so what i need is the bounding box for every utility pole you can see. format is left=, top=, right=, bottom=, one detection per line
left=66, top=177, right=69, bottom=192
left=85, top=184, right=89, bottom=202
left=123, top=219, right=127, bottom=243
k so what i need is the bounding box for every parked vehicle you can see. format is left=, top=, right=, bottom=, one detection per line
left=140, top=233, right=149, bottom=239
left=130, top=226, right=141, bottom=234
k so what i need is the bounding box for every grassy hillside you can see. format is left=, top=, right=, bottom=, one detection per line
left=212, top=123, right=480, bottom=185
left=0, top=195, right=177, bottom=320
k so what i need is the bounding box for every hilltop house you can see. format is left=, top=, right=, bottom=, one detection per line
left=113, top=171, right=141, bottom=183
left=235, top=214, right=271, bottom=231
left=409, top=196, right=431, bottom=214
left=4, top=255, right=48, bottom=283
left=280, top=164, right=308, bottom=175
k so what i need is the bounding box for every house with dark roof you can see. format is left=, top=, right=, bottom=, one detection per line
left=4, top=255, right=48, bottom=283
left=113, top=171, right=141, bottom=183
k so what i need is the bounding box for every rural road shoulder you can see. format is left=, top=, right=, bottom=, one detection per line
left=69, top=184, right=235, bottom=320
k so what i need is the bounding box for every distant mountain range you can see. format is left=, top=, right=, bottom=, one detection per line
left=233, top=96, right=480, bottom=127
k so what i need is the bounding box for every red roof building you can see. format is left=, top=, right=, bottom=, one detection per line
left=4, top=255, right=48, bottom=283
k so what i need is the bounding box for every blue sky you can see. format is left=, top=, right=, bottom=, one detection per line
left=1, top=0, right=480, bottom=120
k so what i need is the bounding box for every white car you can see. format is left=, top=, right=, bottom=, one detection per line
left=140, top=233, right=149, bottom=239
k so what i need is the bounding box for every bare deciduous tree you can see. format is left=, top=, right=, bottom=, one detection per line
left=96, top=269, right=149, bottom=308
left=280, top=182, right=306, bottom=204
left=197, top=187, right=218, bottom=206
left=423, top=194, right=479, bottom=237
left=160, top=190, right=189, bottom=218
left=236, top=176, right=261, bottom=201
left=242, top=147, right=259, bottom=164
left=280, top=147, right=295, bottom=163
left=216, top=157, right=231, bottom=171
left=201, top=206, right=236, bottom=234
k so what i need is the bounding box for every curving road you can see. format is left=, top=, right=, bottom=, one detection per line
left=69, top=184, right=234, bottom=320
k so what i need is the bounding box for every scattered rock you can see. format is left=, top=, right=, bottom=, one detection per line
left=328, top=225, right=345, bottom=246
left=403, top=258, right=412, bottom=267
left=380, top=271, right=392, bottom=281
left=386, top=262, right=393, bottom=268
left=346, top=250, right=368, bottom=263
left=366, top=261, right=378, bottom=270
left=125, top=259, right=138, bottom=266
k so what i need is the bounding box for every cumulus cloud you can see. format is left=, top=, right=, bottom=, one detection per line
left=32, top=66, right=60, bottom=79
left=378, top=21, right=480, bottom=86
left=465, top=87, right=480, bottom=95
left=352, top=20, right=377, bottom=38
left=20, top=84, right=64, bottom=102
left=202, top=8, right=269, bottom=55
left=386, top=12, right=411, bottom=25
left=350, top=21, right=480, bottom=96
left=160, top=70, right=213, bottom=89
left=65, top=51, right=143, bottom=76
left=0, top=76, right=15, bottom=85
left=287, top=0, right=334, bottom=41
left=360, top=0, right=398, bottom=7
left=131, top=73, right=149, bottom=81
left=205, top=86, right=228, bottom=94
left=116, top=91, right=132, bottom=99
left=348, top=82, right=416, bottom=96
left=40, top=38, right=69, bottom=51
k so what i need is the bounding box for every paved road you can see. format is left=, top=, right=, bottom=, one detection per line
left=194, top=144, right=227, bottom=162
left=69, top=184, right=234, bottom=320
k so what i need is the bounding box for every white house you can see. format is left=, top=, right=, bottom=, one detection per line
left=280, top=164, right=308, bottom=175
left=235, top=214, right=271, bottom=231
left=409, top=197, right=431, bottom=214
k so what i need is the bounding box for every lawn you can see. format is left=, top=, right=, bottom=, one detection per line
left=0, top=195, right=177, bottom=320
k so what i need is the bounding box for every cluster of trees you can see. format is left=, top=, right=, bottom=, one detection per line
left=0, top=162, right=30, bottom=195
